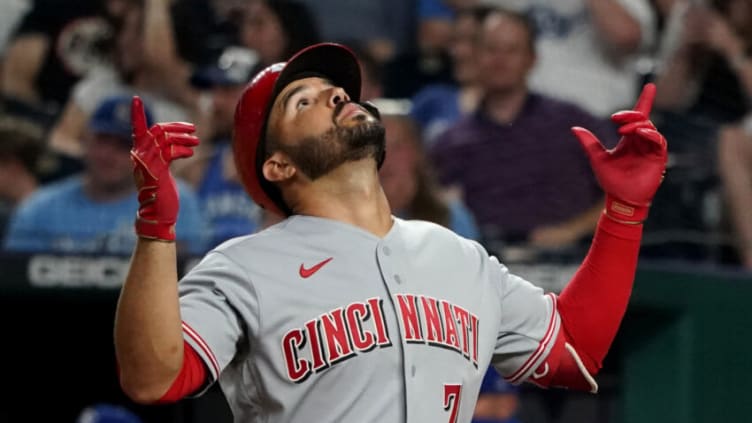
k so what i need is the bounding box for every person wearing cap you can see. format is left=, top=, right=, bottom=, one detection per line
left=174, top=47, right=266, bottom=250
left=3, top=95, right=206, bottom=256
left=0, top=117, right=44, bottom=242
left=114, top=43, right=667, bottom=422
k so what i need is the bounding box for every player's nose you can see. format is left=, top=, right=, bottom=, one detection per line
left=327, top=86, right=350, bottom=108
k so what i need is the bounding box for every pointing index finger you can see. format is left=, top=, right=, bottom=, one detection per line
left=131, top=96, right=148, bottom=139
left=633, top=83, right=656, bottom=117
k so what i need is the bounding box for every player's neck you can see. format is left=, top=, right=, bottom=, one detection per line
left=291, top=160, right=393, bottom=237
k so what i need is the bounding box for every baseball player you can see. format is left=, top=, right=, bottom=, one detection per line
left=114, top=43, right=667, bottom=422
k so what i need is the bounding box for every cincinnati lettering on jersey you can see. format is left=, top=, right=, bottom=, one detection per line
left=395, top=294, right=479, bottom=368
left=282, top=298, right=391, bottom=383
left=281, top=295, right=480, bottom=383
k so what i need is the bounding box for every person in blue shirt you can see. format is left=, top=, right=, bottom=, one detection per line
left=473, top=368, right=521, bottom=423
left=183, top=46, right=265, bottom=249
left=3, top=95, right=206, bottom=256
left=76, top=403, right=142, bottom=423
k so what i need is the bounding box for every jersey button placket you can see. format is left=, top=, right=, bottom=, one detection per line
left=375, top=240, right=413, bottom=421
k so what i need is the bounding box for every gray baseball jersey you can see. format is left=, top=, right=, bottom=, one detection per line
left=179, top=216, right=559, bottom=423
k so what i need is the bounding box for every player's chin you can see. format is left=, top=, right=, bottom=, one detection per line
left=342, top=120, right=385, bottom=150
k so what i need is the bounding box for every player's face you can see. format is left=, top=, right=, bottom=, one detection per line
left=266, top=76, right=385, bottom=180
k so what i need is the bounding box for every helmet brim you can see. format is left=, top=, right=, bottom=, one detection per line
left=272, top=43, right=361, bottom=107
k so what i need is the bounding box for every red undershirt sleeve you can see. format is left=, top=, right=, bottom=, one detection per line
left=156, top=340, right=209, bottom=403
left=530, top=213, right=643, bottom=390
left=557, top=213, right=643, bottom=372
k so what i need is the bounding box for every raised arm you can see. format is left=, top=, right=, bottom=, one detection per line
left=585, top=0, right=645, bottom=55
left=529, top=83, right=668, bottom=391
left=114, top=97, right=200, bottom=402
left=1, top=34, right=48, bottom=104
left=141, top=0, right=199, bottom=109
left=701, top=10, right=752, bottom=99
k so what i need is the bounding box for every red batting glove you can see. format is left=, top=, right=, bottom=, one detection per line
left=571, top=83, right=668, bottom=224
left=130, top=96, right=199, bottom=241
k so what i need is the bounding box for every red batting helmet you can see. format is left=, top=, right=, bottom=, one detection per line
left=233, top=42, right=362, bottom=216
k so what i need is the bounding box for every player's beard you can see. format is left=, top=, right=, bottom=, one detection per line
left=278, top=117, right=386, bottom=181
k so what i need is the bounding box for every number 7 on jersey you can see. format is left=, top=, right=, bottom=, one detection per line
left=443, top=383, right=462, bottom=423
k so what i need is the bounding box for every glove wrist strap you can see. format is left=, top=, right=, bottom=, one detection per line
left=135, top=215, right=176, bottom=242
left=604, top=195, right=648, bottom=225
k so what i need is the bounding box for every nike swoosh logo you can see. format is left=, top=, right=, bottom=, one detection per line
left=299, top=257, right=333, bottom=278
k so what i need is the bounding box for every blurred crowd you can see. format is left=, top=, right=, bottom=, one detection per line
left=2, top=0, right=751, bottom=267
left=2, top=0, right=751, bottom=268
left=2, top=0, right=751, bottom=421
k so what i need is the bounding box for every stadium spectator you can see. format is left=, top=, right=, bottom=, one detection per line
left=381, top=0, right=474, bottom=99
left=379, top=109, right=479, bottom=240
left=653, top=0, right=748, bottom=123
left=294, top=0, right=414, bottom=63
left=416, top=0, right=456, bottom=55
left=485, top=0, right=656, bottom=118
left=76, top=403, right=142, bottom=423
left=85, top=0, right=321, bottom=147
left=430, top=8, right=616, bottom=251
left=240, top=0, right=321, bottom=74
left=1, top=0, right=113, bottom=112
left=704, top=0, right=752, bottom=268
left=473, top=367, right=521, bottom=423
left=0, top=0, right=29, bottom=85
left=166, top=0, right=245, bottom=68
left=0, top=116, right=44, bottom=241
left=48, top=0, right=193, bottom=159
left=3, top=95, right=206, bottom=255
left=410, top=5, right=491, bottom=145
left=718, top=123, right=752, bottom=269
left=414, top=0, right=487, bottom=57
left=176, top=46, right=264, bottom=249
left=643, top=0, right=751, bottom=263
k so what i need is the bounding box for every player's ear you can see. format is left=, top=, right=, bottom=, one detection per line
left=262, top=152, right=296, bottom=182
